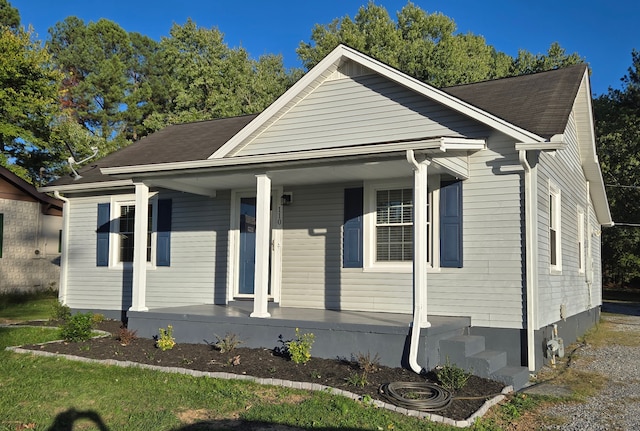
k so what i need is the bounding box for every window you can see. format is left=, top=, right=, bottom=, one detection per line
left=577, top=207, right=585, bottom=274
left=549, top=184, right=562, bottom=272
left=96, top=197, right=172, bottom=268
left=117, top=204, right=152, bottom=263
left=376, top=188, right=416, bottom=262
left=364, top=180, right=433, bottom=270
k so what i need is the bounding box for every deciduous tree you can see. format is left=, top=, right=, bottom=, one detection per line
left=594, top=50, right=640, bottom=286
left=0, top=26, right=62, bottom=183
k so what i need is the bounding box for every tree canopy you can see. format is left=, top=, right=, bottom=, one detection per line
left=594, top=50, right=640, bottom=286
left=0, top=25, right=62, bottom=182
left=297, top=1, right=583, bottom=87
left=0, top=0, right=588, bottom=186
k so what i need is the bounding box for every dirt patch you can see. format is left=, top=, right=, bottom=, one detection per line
left=17, top=319, right=505, bottom=421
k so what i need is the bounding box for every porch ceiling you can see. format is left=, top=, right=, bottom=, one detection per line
left=138, top=155, right=458, bottom=196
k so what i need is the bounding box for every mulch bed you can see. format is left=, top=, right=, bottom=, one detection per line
left=17, top=319, right=506, bottom=421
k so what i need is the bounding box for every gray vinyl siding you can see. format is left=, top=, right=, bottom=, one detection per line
left=428, top=132, right=525, bottom=329
left=235, top=73, right=488, bottom=156
left=146, top=191, right=230, bottom=308
left=63, top=191, right=229, bottom=311
left=281, top=132, right=525, bottom=328
left=64, top=194, right=129, bottom=310
left=536, top=110, right=598, bottom=328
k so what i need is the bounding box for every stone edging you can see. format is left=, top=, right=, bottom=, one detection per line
left=4, top=327, right=512, bottom=428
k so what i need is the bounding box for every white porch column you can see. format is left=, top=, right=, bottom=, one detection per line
left=251, top=174, right=271, bottom=318
left=411, top=154, right=431, bottom=328
left=129, top=182, right=149, bottom=312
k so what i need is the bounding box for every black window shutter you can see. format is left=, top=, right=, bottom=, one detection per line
left=440, top=181, right=463, bottom=268
left=343, top=187, right=363, bottom=268
left=96, top=203, right=110, bottom=266
left=156, top=199, right=172, bottom=267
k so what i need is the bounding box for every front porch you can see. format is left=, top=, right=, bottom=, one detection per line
left=127, top=303, right=471, bottom=371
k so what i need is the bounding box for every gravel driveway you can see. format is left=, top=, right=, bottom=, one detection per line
left=543, top=301, right=640, bottom=430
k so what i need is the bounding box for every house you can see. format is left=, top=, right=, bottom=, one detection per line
left=41, top=45, right=612, bottom=390
left=0, top=166, right=63, bottom=292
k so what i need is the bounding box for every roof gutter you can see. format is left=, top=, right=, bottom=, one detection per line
left=39, top=179, right=134, bottom=194
left=102, top=138, right=484, bottom=177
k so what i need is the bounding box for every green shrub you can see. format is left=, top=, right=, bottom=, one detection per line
left=50, top=300, right=71, bottom=321
left=156, top=325, right=176, bottom=351
left=345, top=371, right=368, bottom=387
left=285, top=328, right=315, bottom=364
left=435, top=357, right=472, bottom=391
left=59, top=312, right=94, bottom=342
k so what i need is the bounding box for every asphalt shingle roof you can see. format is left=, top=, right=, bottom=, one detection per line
left=49, top=65, right=587, bottom=187
left=442, top=64, right=587, bottom=139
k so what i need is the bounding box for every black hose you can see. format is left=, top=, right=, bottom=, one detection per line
left=379, top=382, right=453, bottom=411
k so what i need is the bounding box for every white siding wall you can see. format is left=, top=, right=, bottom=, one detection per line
left=64, top=191, right=229, bottom=311
left=235, top=74, right=488, bottom=157
left=536, top=111, right=599, bottom=327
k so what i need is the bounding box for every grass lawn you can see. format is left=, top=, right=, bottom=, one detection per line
left=0, top=293, right=466, bottom=431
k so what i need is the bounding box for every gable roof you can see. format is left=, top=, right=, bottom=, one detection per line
left=44, top=46, right=593, bottom=194
left=212, top=45, right=548, bottom=158
left=0, top=166, right=63, bottom=211
left=442, top=65, right=587, bottom=140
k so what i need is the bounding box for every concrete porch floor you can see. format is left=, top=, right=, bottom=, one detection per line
left=127, top=302, right=471, bottom=370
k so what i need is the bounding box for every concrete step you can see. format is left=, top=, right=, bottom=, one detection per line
left=491, top=366, right=531, bottom=391
left=467, top=349, right=507, bottom=378
left=439, top=335, right=485, bottom=366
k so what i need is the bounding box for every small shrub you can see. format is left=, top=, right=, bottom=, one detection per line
left=435, top=357, right=472, bottom=391
left=284, top=328, right=315, bottom=364
left=213, top=333, right=243, bottom=353
left=345, top=371, right=368, bottom=387
left=117, top=327, right=138, bottom=346
left=156, top=325, right=176, bottom=351
left=59, top=312, right=94, bottom=342
left=50, top=300, right=71, bottom=321
left=91, top=313, right=105, bottom=325
left=353, top=351, right=381, bottom=374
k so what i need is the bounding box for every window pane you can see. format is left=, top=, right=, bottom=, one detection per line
left=375, top=188, right=418, bottom=263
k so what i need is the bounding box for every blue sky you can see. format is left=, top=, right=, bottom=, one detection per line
left=11, top=0, right=640, bottom=96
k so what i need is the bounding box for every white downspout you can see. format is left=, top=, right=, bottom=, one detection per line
left=518, top=150, right=538, bottom=372
left=54, top=191, right=70, bottom=305
left=406, top=149, right=431, bottom=374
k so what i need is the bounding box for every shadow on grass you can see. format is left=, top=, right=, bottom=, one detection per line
left=47, top=409, right=372, bottom=431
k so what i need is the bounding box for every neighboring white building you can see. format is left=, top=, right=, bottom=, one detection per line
left=0, top=166, right=63, bottom=292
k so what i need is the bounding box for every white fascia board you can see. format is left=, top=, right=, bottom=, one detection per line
left=439, top=137, right=486, bottom=151
left=39, top=179, right=134, bottom=193
left=102, top=139, right=444, bottom=176
left=515, top=138, right=567, bottom=151
left=141, top=179, right=217, bottom=197
left=212, top=45, right=542, bottom=159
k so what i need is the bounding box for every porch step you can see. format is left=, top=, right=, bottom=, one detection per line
left=468, top=350, right=507, bottom=378
left=491, top=366, right=531, bottom=391
left=439, top=335, right=485, bottom=365
left=439, top=335, right=530, bottom=391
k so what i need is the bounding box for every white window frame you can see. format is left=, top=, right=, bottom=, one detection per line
left=549, top=183, right=562, bottom=273
left=363, top=179, right=437, bottom=272
left=109, top=193, right=158, bottom=269
left=577, top=206, right=585, bottom=274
